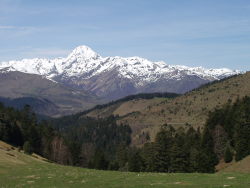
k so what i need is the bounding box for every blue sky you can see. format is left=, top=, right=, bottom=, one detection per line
left=0, top=0, right=249, bottom=70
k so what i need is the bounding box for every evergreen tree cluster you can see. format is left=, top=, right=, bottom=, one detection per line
left=112, top=125, right=218, bottom=173
left=2, top=95, right=249, bottom=174
left=0, top=103, right=55, bottom=157
left=50, top=115, right=132, bottom=168
left=205, top=96, right=250, bottom=162
left=0, top=102, right=132, bottom=169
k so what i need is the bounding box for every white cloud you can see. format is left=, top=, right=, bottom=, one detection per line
left=0, top=25, right=39, bottom=30
left=0, top=47, right=70, bottom=61
left=21, top=48, right=70, bottom=58
left=0, top=25, right=16, bottom=29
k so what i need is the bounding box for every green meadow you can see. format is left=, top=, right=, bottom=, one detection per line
left=0, top=142, right=250, bottom=188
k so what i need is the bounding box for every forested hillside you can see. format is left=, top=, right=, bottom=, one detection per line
left=206, top=96, right=250, bottom=162
left=85, top=72, right=250, bottom=145
left=1, top=73, right=250, bottom=174
left=51, top=115, right=132, bottom=168
left=123, top=96, right=250, bottom=173
left=51, top=114, right=218, bottom=172
left=0, top=103, right=132, bottom=169
left=48, top=96, right=250, bottom=173
left=0, top=103, right=74, bottom=164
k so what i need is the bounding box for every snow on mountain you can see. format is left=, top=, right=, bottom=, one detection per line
left=0, top=45, right=241, bottom=87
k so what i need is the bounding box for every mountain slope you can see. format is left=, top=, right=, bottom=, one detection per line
left=0, top=45, right=241, bottom=100
left=84, top=72, right=250, bottom=145
left=0, top=97, right=59, bottom=117
left=0, top=71, right=102, bottom=116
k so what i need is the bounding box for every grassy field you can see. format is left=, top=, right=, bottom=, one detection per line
left=1, top=141, right=250, bottom=188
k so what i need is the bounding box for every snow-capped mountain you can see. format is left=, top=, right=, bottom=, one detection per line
left=0, top=45, right=242, bottom=100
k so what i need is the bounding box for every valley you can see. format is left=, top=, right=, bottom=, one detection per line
left=0, top=71, right=103, bottom=117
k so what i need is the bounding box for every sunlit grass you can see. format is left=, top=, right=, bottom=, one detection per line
left=0, top=141, right=249, bottom=188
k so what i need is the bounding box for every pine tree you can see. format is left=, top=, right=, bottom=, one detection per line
left=128, top=149, right=143, bottom=172
left=189, top=147, right=200, bottom=172
left=141, top=143, right=158, bottom=172
left=199, top=128, right=218, bottom=173
left=224, top=144, right=233, bottom=163
left=153, top=126, right=174, bottom=172
left=196, top=150, right=215, bottom=173
left=235, top=123, right=250, bottom=161
left=92, top=150, right=109, bottom=170
left=115, top=144, right=128, bottom=169
left=169, top=142, right=188, bottom=172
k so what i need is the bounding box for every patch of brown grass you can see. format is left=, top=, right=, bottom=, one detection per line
left=220, top=155, right=250, bottom=173
left=0, top=141, right=48, bottom=166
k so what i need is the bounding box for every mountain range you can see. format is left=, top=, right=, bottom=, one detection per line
left=0, top=45, right=242, bottom=115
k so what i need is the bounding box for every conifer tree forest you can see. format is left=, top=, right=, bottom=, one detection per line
left=1, top=96, right=250, bottom=173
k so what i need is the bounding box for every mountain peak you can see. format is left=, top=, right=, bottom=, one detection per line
left=67, top=45, right=100, bottom=60
left=0, top=45, right=243, bottom=99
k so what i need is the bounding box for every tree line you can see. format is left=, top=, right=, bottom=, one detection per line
left=119, top=96, right=250, bottom=172
left=0, top=104, right=55, bottom=157
left=79, top=92, right=179, bottom=116
left=0, top=103, right=132, bottom=167
left=1, top=95, right=250, bottom=173
left=105, top=125, right=218, bottom=173
left=205, top=96, right=250, bottom=163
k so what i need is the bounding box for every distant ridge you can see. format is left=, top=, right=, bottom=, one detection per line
left=0, top=45, right=242, bottom=100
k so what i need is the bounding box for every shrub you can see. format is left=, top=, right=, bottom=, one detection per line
left=23, top=141, right=32, bottom=155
